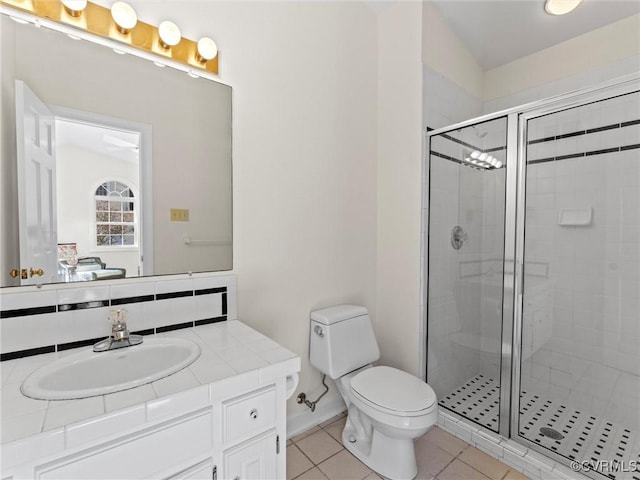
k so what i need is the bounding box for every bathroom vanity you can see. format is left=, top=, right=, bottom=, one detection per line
left=1, top=321, right=300, bottom=479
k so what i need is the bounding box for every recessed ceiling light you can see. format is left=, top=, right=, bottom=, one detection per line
left=544, top=0, right=583, bottom=16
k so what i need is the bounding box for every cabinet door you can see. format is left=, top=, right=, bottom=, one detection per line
left=223, top=429, right=278, bottom=480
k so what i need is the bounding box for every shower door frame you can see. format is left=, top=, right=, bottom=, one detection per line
left=425, top=72, right=640, bottom=448
left=509, top=75, right=640, bottom=464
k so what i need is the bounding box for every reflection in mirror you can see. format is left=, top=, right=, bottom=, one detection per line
left=0, top=14, right=232, bottom=287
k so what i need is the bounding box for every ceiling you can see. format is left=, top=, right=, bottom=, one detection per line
left=56, top=119, right=140, bottom=164
left=429, top=0, right=639, bottom=69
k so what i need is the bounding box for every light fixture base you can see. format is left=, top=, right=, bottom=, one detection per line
left=0, top=0, right=218, bottom=75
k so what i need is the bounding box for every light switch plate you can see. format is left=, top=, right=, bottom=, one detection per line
left=170, top=208, right=189, bottom=221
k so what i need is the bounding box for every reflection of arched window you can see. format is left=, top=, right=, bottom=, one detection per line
left=95, top=181, right=136, bottom=247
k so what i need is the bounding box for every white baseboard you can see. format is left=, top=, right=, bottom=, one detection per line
left=286, top=396, right=346, bottom=439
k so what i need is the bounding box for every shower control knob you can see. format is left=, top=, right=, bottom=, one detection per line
left=314, top=326, right=324, bottom=337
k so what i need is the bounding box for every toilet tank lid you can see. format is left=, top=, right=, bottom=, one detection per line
left=310, top=305, right=368, bottom=325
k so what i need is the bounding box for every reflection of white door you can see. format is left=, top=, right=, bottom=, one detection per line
left=15, top=80, right=58, bottom=285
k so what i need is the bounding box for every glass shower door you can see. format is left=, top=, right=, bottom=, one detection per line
left=517, top=90, right=640, bottom=479
left=427, top=116, right=508, bottom=432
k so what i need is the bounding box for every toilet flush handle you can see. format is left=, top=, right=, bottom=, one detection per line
left=313, top=325, right=324, bottom=337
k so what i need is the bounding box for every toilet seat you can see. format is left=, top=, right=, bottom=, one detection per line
left=350, top=366, right=436, bottom=417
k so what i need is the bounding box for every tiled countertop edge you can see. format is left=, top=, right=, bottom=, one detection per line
left=1, top=320, right=300, bottom=471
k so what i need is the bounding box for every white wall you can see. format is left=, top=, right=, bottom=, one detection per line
left=105, top=1, right=380, bottom=417
left=484, top=13, right=640, bottom=112
left=376, top=2, right=424, bottom=377
left=422, top=2, right=483, bottom=102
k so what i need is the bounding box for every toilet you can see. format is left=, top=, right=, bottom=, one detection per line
left=309, top=305, right=437, bottom=480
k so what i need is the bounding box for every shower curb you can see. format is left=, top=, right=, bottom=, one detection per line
left=438, top=410, right=589, bottom=480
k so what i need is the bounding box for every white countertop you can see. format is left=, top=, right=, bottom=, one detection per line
left=0, top=320, right=300, bottom=453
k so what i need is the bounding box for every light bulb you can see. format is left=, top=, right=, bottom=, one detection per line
left=61, top=0, right=87, bottom=17
left=478, top=152, right=488, bottom=161
left=158, top=20, right=181, bottom=49
left=544, top=0, right=582, bottom=15
left=196, top=37, right=218, bottom=63
left=470, top=150, right=481, bottom=159
left=111, top=1, right=137, bottom=34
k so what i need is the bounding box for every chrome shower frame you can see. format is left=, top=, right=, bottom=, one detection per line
left=423, top=72, right=640, bottom=472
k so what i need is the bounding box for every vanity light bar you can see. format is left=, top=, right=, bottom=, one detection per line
left=0, top=0, right=219, bottom=75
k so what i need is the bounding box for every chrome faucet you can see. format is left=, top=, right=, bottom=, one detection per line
left=93, top=308, right=143, bottom=352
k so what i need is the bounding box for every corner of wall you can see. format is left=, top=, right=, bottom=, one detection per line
left=421, top=1, right=484, bottom=101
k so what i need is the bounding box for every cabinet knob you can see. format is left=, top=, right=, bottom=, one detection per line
left=233, top=477, right=240, bottom=480
left=249, top=408, right=258, bottom=420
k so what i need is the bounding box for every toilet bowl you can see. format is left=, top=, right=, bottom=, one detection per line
left=341, top=366, right=437, bottom=479
left=309, top=305, right=438, bottom=480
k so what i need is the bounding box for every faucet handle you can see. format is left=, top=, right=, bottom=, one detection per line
left=109, top=308, right=128, bottom=325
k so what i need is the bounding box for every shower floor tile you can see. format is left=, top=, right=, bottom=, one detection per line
left=438, top=374, right=500, bottom=431
left=439, top=375, right=640, bottom=480
left=519, top=390, right=640, bottom=480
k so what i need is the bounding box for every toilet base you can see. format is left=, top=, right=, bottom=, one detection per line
left=342, top=424, right=418, bottom=480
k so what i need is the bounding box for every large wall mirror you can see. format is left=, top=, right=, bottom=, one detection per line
left=1, top=13, right=232, bottom=287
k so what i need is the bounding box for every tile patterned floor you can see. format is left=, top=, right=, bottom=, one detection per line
left=287, top=412, right=531, bottom=480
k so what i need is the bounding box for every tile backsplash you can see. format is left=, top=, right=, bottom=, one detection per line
left=0, top=274, right=237, bottom=360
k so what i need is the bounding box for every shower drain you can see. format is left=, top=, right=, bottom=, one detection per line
left=539, top=427, right=564, bottom=440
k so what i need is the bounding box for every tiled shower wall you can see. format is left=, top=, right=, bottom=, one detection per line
left=423, top=65, right=482, bottom=130
left=0, top=274, right=237, bottom=361
left=521, top=91, right=640, bottom=429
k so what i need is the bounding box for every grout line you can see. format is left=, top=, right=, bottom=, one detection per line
left=291, top=462, right=324, bottom=480
left=456, top=456, right=499, bottom=480
left=288, top=444, right=317, bottom=480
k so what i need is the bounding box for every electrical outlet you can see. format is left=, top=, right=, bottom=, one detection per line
left=170, top=208, right=189, bottom=222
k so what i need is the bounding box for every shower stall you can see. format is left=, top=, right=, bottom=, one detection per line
left=425, top=74, right=639, bottom=480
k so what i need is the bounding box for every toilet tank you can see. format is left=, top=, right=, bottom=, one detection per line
left=309, top=305, right=380, bottom=379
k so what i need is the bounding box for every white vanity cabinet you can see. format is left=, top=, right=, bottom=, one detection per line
left=220, top=386, right=280, bottom=480
left=1, top=321, right=300, bottom=480
left=35, top=408, right=215, bottom=480
left=5, top=381, right=288, bottom=480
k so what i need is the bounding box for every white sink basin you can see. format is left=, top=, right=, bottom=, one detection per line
left=21, top=337, right=201, bottom=400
